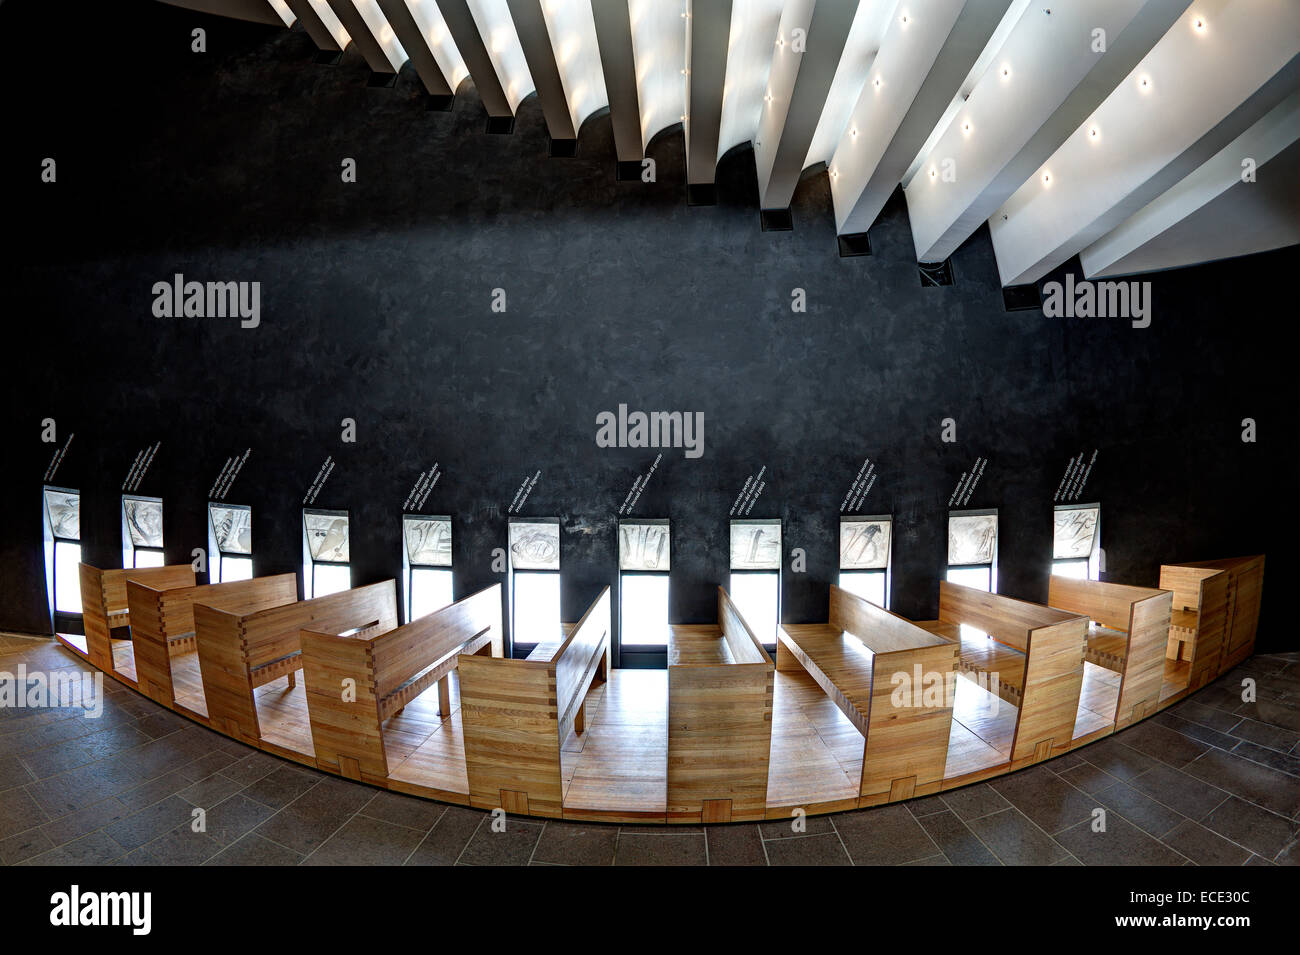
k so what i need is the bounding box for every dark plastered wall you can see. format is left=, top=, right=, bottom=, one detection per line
left=1, top=1, right=1295, bottom=652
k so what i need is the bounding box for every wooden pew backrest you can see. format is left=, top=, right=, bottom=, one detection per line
left=719, top=586, right=771, bottom=664
left=546, top=587, right=612, bottom=745
left=937, top=581, right=1077, bottom=651
left=1047, top=576, right=1166, bottom=634
left=194, top=580, right=399, bottom=743
left=830, top=584, right=951, bottom=654
left=127, top=573, right=298, bottom=705
left=301, top=584, right=504, bottom=781
left=1158, top=565, right=1223, bottom=613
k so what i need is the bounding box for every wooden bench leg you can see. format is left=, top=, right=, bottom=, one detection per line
left=287, top=671, right=296, bottom=689
left=437, top=675, right=451, bottom=718
left=574, top=700, right=585, bottom=735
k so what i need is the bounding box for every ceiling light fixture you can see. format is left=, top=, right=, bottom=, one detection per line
left=1192, top=14, right=1206, bottom=32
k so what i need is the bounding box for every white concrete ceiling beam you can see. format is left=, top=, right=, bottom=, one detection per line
left=324, top=0, right=407, bottom=73
left=506, top=0, right=576, bottom=139
left=989, top=0, right=1300, bottom=286
left=717, top=0, right=782, bottom=162
left=905, top=0, right=1190, bottom=265
left=1081, top=92, right=1300, bottom=277
left=376, top=1, right=466, bottom=95
left=283, top=0, right=349, bottom=50
left=589, top=0, right=643, bottom=161
left=829, top=0, right=1011, bottom=237
left=685, top=0, right=732, bottom=185
left=755, top=0, right=861, bottom=211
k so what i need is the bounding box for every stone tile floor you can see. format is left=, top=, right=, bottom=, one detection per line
left=1, top=633, right=1296, bottom=865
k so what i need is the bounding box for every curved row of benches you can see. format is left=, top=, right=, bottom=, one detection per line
left=58, top=555, right=1263, bottom=823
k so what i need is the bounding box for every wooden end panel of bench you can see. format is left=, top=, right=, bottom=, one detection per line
left=193, top=602, right=261, bottom=744
left=1115, top=591, right=1173, bottom=729
left=1221, top=556, right=1264, bottom=670
left=459, top=655, right=564, bottom=818
left=860, top=642, right=958, bottom=801
left=78, top=564, right=115, bottom=671
left=300, top=629, right=384, bottom=779
left=125, top=580, right=173, bottom=706
left=1186, top=572, right=1229, bottom=690
left=1010, top=616, right=1088, bottom=765
left=667, top=662, right=773, bottom=823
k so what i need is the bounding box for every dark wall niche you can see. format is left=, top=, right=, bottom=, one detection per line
left=1, top=1, right=1294, bottom=652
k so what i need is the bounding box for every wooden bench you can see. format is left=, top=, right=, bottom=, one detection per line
left=193, top=580, right=400, bottom=744
left=300, top=584, right=504, bottom=782
left=1157, top=563, right=1229, bottom=697
left=778, top=585, right=959, bottom=805
left=665, top=588, right=774, bottom=823
left=914, top=581, right=1088, bottom=767
left=126, top=574, right=298, bottom=707
left=1165, top=556, right=1264, bottom=677
left=458, top=587, right=611, bottom=818
left=78, top=563, right=196, bottom=672
left=1047, top=576, right=1173, bottom=729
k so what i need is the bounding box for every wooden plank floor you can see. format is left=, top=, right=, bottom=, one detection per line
left=387, top=675, right=469, bottom=799
left=767, top=670, right=862, bottom=812
left=562, top=670, right=668, bottom=821
left=1161, top=658, right=1192, bottom=700
left=170, top=650, right=209, bottom=719
left=944, top=675, right=1015, bottom=778
left=111, top=638, right=137, bottom=682
left=1072, top=661, right=1120, bottom=739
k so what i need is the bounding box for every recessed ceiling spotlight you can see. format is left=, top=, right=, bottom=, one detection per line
left=1089, top=126, right=1099, bottom=141
left=1138, top=74, right=1151, bottom=91
left=930, top=167, right=937, bottom=179
left=1193, top=14, right=1206, bottom=32
left=962, top=120, right=971, bottom=135
left=900, top=13, right=909, bottom=25
left=764, top=93, right=773, bottom=103
left=874, top=77, right=882, bottom=89
left=850, top=127, right=858, bottom=138
left=1042, top=171, right=1052, bottom=186
left=831, top=168, right=839, bottom=180
left=1001, top=65, right=1011, bottom=79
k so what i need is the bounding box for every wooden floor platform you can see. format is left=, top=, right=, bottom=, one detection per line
left=52, top=624, right=1241, bottom=824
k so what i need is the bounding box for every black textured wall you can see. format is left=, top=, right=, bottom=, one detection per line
left=2, top=1, right=1294, bottom=653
